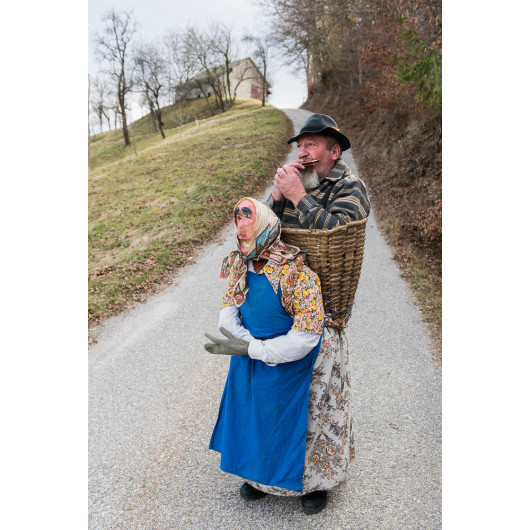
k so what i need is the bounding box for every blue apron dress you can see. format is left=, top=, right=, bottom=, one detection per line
left=209, top=270, right=322, bottom=493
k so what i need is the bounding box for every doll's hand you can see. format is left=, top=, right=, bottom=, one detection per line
left=204, top=327, right=249, bottom=356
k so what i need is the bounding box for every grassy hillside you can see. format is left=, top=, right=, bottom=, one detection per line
left=89, top=98, right=230, bottom=170
left=89, top=99, right=292, bottom=327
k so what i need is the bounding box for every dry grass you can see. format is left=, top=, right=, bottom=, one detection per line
left=89, top=99, right=292, bottom=328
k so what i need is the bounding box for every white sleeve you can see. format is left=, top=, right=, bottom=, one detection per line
left=218, top=307, right=321, bottom=366
left=248, top=330, right=321, bottom=366
left=218, top=306, right=253, bottom=341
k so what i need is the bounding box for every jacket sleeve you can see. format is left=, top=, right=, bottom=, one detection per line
left=295, top=178, right=370, bottom=229
left=265, top=193, right=286, bottom=219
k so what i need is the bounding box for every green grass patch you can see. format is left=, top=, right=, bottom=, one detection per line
left=89, top=98, right=259, bottom=170
left=89, top=99, right=292, bottom=325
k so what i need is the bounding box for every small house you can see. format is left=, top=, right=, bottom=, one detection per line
left=179, top=57, right=270, bottom=103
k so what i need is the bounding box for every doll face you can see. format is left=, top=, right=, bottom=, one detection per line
left=235, top=199, right=257, bottom=255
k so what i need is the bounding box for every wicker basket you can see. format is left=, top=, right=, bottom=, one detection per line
left=281, top=219, right=367, bottom=328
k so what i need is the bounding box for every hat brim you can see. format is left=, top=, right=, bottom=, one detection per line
left=287, top=126, right=351, bottom=151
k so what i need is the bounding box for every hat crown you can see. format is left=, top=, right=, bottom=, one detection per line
left=287, top=113, right=351, bottom=151
left=302, top=114, right=338, bottom=131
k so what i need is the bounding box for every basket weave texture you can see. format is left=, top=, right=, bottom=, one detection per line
left=281, top=219, right=367, bottom=328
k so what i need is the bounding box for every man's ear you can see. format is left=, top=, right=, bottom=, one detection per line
left=331, top=144, right=341, bottom=161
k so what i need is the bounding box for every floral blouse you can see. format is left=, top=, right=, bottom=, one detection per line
left=221, top=259, right=324, bottom=336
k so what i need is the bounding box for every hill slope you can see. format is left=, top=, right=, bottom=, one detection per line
left=89, top=98, right=235, bottom=170
left=89, top=99, right=292, bottom=328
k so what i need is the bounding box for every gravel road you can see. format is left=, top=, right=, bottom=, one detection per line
left=89, top=108, right=442, bottom=529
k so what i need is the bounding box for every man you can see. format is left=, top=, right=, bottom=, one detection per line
left=255, top=114, right=371, bottom=512
left=266, top=113, right=370, bottom=229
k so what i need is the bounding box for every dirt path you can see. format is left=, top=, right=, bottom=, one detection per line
left=89, top=108, right=441, bottom=529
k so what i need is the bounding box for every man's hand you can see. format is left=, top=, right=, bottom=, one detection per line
left=272, top=160, right=307, bottom=205
left=204, top=327, right=249, bottom=356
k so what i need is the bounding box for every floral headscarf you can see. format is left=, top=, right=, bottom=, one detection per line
left=221, top=197, right=300, bottom=307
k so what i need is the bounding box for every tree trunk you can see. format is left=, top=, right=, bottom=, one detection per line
left=150, top=107, right=158, bottom=132
left=155, top=108, right=165, bottom=139
left=225, top=60, right=233, bottom=107
left=120, top=97, right=130, bottom=146
left=118, top=79, right=130, bottom=146
left=121, top=111, right=130, bottom=146
left=217, top=88, right=225, bottom=112
left=262, top=65, right=266, bottom=107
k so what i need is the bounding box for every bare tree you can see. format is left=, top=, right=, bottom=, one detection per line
left=259, top=0, right=441, bottom=111
left=257, top=0, right=362, bottom=96
left=211, top=24, right=240, bottom=107
left=164, top=28, right=200, bottom=123
left=257, top=0, right=322, bottom=94
left=243, top=34, right=273, bottom=106
left=134, top=41, right=167, bottom=138
left=94, top=9, right=138, bottom=147
left=90, top=75, right=113, bottom=133
left=187, top=25, right=228, bottom=113
left=188, top=23, right=254, bottom=111
left=210, top=24, right=257, bottom=108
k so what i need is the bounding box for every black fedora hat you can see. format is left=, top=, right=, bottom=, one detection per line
left=287, top=113, right=351, bottom=151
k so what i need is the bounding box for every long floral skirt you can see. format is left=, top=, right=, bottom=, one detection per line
left=247, top=327, right=354, bottom=496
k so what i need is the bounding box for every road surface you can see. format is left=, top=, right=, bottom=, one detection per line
left=89, top=108, right=442, bottom=529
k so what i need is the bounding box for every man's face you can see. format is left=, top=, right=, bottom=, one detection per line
left=235, top=200, right=257, bottom=255
left=296, top=133, right=340, bottom=178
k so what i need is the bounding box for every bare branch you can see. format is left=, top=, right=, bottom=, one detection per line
left=93, top=8, right=138, bottom=146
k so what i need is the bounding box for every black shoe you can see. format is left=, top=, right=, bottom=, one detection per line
left=301, top=490, right=328, bottom=514
left=240, top=482, right=267, bottom=500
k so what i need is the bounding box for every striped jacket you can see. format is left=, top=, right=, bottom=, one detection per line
left=265, top=159, right=370, bottom=229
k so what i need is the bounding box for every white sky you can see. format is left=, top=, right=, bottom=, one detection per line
left=88, top=0, right=308, bottom=120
